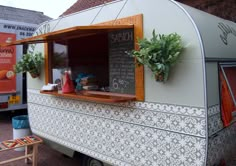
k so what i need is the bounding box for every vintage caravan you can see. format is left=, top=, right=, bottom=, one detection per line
left=3, top=0, right=236, bottom=165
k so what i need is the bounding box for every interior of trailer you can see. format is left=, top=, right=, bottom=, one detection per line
left=43, top=26, right=142, bottom=102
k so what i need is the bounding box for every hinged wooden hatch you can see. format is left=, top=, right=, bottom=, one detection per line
left=0, top=24, right=134, bottom=46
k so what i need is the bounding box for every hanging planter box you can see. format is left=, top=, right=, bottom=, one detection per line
left=29, top=71, right=40, bottom=78
left=131, top=30, right=183, bottom=82
left=14, top=52, right=44, bottom=79
left=155, top=72, right=165, bottom=82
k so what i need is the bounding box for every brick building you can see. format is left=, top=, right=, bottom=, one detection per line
left=177, top=0, right=236, bottom=22
left=61, top=0, right=236, bottom=22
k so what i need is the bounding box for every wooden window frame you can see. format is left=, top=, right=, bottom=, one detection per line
left=219, top=63, right=236, bottom=127
left=44, top=14, right=144, bottom=103
left=220, top=63, right=236, bottom=107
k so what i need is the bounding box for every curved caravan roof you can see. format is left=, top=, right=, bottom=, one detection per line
left=27, top=0, right=236, bottom=107
left=180, top=3, right=236, bottom=60
left=37, top=0, right=236, bottom=59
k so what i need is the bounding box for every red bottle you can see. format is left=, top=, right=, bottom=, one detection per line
left=62, top=72, right=74, bottom=93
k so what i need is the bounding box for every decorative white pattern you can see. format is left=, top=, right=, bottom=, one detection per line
left=207, top=123, right=236, bottom=166
left=27, top=89, right=205, bottom=118
left=208, top=105, right=220, bottom=116
left=27, top=91, right=206, bottom=137
left=120, top=101, right=205, bottom=118
left=28, top=103, right=206, bottom=166
left=208, top=113, right=224, bottom=136
left=207, top=105, right=223, bottom=136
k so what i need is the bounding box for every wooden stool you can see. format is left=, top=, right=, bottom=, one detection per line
left=0, top=135, right=43, bottom=166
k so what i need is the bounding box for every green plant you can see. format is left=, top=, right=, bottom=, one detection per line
left=14, top=52, right=44, bottom=78
left=132, top=30, right=183, bottom=82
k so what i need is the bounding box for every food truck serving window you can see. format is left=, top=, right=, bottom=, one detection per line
left=46, top=25, right=144, bottom=103
left=2, top=15, right=144, bottom=103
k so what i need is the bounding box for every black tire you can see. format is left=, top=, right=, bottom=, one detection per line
left=81, top=155, right=104, bottom=166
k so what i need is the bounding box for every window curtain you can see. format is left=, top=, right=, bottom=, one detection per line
left=220, top=69, right=234, bottom=127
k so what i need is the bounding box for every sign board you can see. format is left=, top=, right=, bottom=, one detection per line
left=0, top=32, right=16, bottom=93
left=108, top=29, right=135, bottom=94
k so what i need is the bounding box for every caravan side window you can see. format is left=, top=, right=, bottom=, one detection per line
left=219, top=64, right=236, bottom=127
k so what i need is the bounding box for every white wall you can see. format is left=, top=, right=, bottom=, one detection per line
left=29, top=0, right=206, bottom=107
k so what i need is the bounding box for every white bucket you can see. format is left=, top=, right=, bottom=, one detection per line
left=13, top=128, right=31, bottom=151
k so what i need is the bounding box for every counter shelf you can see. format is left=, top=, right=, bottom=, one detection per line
left=40, top=90, right=136, bottom=103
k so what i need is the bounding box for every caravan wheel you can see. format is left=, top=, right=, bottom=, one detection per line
left=82, top=155, right=104, bottom=166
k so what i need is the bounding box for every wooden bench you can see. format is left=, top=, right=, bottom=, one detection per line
left=0, top=135, right=43, bottom=166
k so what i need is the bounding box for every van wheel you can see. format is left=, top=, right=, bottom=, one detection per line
left=82, top=156, right=104, bottom=166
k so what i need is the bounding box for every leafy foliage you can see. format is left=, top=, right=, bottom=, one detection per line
left=132, top=30, right=183, bottom=82
left=14, top=52, right=44, bottom=77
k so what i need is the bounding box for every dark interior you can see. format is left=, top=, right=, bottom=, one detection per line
left=68, top=33, right=109, bottom=88
left=52, top=33, right=109, bottom=90
left=51, top=29, right=135, bottom=94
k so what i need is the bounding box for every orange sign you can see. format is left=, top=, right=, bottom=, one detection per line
left=0, top=33, right=16, bottom=93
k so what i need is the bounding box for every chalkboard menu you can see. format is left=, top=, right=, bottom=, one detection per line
left=108, top=29, right=135, bottom=94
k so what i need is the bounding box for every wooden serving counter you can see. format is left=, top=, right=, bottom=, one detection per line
left=40, top=90, right=136, bottom=103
